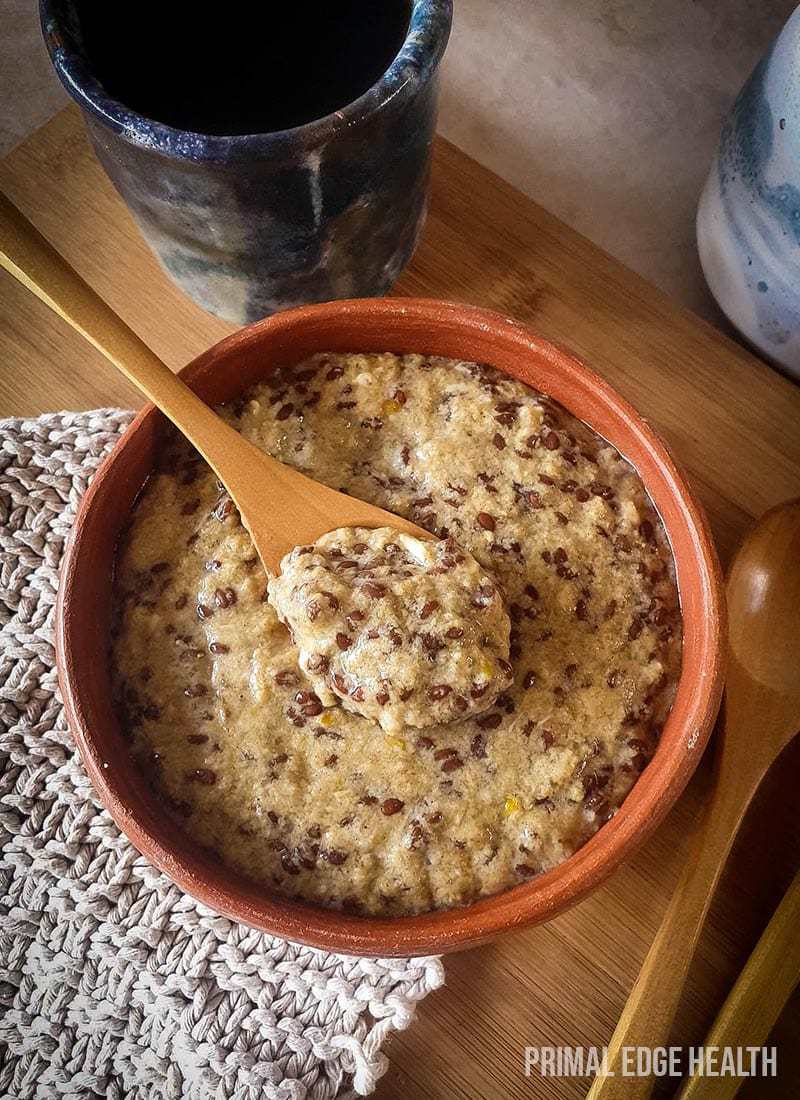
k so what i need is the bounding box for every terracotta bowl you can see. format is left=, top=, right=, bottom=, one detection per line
left=57, top=298, right=725, bottom=956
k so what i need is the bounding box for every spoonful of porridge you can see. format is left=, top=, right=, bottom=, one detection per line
left=0, top=193, right=512, bottom=730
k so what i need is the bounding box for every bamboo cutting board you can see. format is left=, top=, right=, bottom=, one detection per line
left=1, top=107, right=799, bottom=1099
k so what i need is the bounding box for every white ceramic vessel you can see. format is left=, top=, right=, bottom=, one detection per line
left=697, top=5, right=800, bottom=380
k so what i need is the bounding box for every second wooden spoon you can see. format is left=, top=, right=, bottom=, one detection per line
left=588, top=498, right=800, bottom=1099
left=0, top=192, right=427, bottom=574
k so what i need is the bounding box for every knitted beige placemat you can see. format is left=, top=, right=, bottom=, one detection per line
left=0, top=410, right=443, bottom=1100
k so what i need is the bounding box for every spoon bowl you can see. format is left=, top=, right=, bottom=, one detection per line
left=727, top=498, right=800, bottom=699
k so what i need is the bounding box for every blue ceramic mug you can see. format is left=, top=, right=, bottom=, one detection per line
left=40, top=1, right=452, bottom=323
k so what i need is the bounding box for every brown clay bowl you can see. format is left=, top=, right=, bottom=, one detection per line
left=57, top=298, right=725, bottom=956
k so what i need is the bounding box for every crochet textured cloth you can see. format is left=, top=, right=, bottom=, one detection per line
left=0, top=410, right=443, bottom=1100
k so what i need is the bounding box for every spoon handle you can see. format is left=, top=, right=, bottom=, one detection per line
left=676, top=868, right=800, bottom=1100
left=586, top=741, right=763, bottom=1100
left=0, top=192, right=428, bottom=570
left=0, top=191, right=345, bottom=571
left=0, top=190, right=253, bottom=470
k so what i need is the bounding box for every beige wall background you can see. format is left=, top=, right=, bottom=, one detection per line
left=439, top=0, right=795, bottom=315
left=1, top=0, right=796, bottom=315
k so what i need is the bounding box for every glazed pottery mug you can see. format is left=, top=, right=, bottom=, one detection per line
left=40, top=1, right=452, bottom=323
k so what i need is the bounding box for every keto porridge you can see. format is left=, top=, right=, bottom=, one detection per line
left=111, top=352, right=682, bottom=916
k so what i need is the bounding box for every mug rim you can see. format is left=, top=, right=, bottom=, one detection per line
left=39, top=0, right=452, bottom=164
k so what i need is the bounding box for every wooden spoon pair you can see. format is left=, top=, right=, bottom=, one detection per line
left=589, top=498, right=800, bottom=1099
left=0, top=192, right=426, bottom=575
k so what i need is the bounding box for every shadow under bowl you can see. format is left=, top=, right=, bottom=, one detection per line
left=56, top=298, right=725, bottom=956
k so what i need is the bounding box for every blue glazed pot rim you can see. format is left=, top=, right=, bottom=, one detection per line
left=39, top=0, right=452, bottom=164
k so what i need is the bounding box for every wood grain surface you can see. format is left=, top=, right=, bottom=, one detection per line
left=1, top=107, right=799, bottom=1099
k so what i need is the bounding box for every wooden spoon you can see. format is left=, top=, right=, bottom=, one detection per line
left=588, top=498, right=800, bottom=1100
left=677, top=867, right=800, bottom=1100
left=0, top=192, right=427, bottom=574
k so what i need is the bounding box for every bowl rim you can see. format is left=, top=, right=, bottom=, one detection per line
left=56, top=297, right=726, bottom=956
left=40, top=0, right=452, bottom=164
